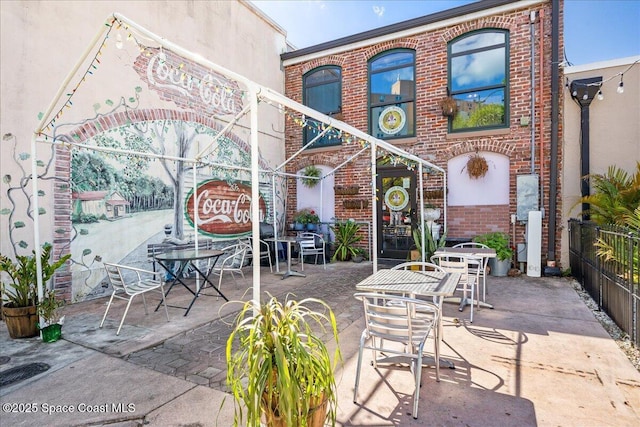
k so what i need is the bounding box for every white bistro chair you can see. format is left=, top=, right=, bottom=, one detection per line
left=430, top=253, right=480, bottom=323
left=101, top=262, right=170, bottom=335
left=298, top=232, right=326, bottom=270
left=209, top=243, right=248, bottom=294
left=353, top=292, right=440, bottom=419
left=452, top=242, right=490, bottom=302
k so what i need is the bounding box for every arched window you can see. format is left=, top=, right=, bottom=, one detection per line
left=369, top=49, right=415, bottom=139
left=303, top=66, right=342, bottom=148
left=448, top=29, right=509, bottom=132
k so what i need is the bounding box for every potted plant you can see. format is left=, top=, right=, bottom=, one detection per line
left=0, top=243, right=71, bottom=338
left=294, top=209, right=320, bottom=231
left=473, top=232, right=513, bottom=276
left=301, top=165, right=322, bottom=188
left=351, top=247, right=366, bottom=263
left=226, top=295, right=341, bottom=427
left=330, top=219, right=363, bottom=261
left=410, top=224, right=447, bottom=264
left=37, top=287, right=65, bottom=342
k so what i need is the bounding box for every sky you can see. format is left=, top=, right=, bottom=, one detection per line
left=250, top=0, right=640, bottom=66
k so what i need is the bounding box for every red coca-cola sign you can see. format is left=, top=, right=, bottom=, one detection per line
left=185, top=180, right=266, bottom=237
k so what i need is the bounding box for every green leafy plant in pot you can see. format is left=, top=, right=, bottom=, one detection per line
left=0, top=243, right=71, bottom=338
left=225, top=295, right=341, bottom=427
left=37, top=288, right=65, bottom=342
left=473, top=232, right=513, bottom=276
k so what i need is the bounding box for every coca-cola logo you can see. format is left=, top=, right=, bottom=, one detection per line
left=185, top=180, right=266, bottom=237
left=134, top=48, right=243, bottom=116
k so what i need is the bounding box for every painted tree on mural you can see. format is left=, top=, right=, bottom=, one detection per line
left=94, top=118, right=228, bottom=239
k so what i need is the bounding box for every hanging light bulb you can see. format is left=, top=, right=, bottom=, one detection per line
left=597, top=89, right=604, bottom=101
left=617, top=75, right=624, bottom=94
left=115, top=33, right=123, bottom=49
left=582, top=93, right=588, bottom=101
left=572, top=90, right=578, bottom=97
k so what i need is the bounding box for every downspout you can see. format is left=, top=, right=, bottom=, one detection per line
left=530, top=11, right=536, bottom=173
left=547, top=0, right=560, bottom=263
left=539, top=9, right=545, bottom=210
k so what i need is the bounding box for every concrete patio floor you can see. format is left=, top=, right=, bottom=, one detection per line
left=1, top=260, right=639, bottom=426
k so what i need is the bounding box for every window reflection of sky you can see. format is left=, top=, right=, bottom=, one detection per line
left=371, top=51, right=413, bottom=71
left=451, top=32, right=505, bottom=54
left=452, top=48, right=505, bottom=91
left=371, top=67, right=414, bottom=95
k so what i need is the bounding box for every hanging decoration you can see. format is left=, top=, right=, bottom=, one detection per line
left=463, top=151, right=489, bottom=179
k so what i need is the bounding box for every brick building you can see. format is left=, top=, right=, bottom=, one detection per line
left=282, top=0, right=563, bottom=267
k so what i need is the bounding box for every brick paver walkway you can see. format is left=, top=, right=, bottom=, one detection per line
left=124, top=262, right=373, bottom=390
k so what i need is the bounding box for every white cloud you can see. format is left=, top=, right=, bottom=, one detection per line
left=372, top=5, right=385, bottom=17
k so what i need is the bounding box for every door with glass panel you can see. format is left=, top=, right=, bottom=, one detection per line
left=377, top=167, right=417, bottom=259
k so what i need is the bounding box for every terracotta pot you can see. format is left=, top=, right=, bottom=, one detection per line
left=3, top=305, right=38, bottom=338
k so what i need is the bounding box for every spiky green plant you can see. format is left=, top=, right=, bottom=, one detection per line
left=411, top=224, right=447, bottom=262
left=330, top=220, right=363, bottom=261
left=225, top=295, right=341, bottom=427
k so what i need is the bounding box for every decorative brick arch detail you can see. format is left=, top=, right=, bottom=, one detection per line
left=301, top=56, right=346, bottom=75
left=446, top=140, right=514, bottom=158
left=441, top=16, right=515, bottom=43
left=288, top=152, right=345, bottom=174
left=364, top=38, right=420, bottom=61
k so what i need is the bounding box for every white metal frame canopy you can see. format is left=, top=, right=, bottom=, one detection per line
left=31, top=13, right=446, bottom=311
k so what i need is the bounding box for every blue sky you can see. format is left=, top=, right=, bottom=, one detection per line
left=251, top=0, right=640, bottom=66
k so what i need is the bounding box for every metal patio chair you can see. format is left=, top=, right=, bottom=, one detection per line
left=100, top=262, right=170, bottom=335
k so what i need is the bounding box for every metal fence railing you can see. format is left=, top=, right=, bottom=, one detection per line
left=568, top=219, right=640, bottom=347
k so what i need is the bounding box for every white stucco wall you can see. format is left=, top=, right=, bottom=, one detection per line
left=561, top=56, right=640, bottom=268
left=0, top=0, right=287, bottom=260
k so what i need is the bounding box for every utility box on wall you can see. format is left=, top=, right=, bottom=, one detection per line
left=516, top=175, right=539, bottom=221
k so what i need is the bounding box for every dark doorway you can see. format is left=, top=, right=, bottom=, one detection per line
left=376, top=167, right=417, bottom=259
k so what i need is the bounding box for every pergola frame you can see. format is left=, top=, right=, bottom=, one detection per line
left=31, top=13, right=447, bottom=315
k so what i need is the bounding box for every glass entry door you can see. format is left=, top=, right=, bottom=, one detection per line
left=377, top=167, right=417, bottom=259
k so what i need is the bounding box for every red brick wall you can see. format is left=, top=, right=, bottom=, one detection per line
left=283, top=1, right=563, bottom=264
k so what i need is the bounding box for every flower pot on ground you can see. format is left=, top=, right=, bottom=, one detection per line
left=0, top=243, right=71, bottom=339
left=473, top=232, right=513, bottom=276
left=37, top=287, right=65, bottom=342
left=410, top=223, right=448, bottom=264
left=226, top=295, right=341, bottom=427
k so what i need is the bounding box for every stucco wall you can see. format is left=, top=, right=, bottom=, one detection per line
left=0, top=0, right=287, bottom=299
left=561, top=56, right=640, bottom=268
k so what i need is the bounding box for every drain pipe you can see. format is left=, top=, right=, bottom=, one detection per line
left=547, top=0, right=560, bottom=263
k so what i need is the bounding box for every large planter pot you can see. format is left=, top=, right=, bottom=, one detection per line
left=264, top=393, right=328, bottom=427
left=489, top=258, right=511, bottom=277
left=2, top=305, right=38, bottom=338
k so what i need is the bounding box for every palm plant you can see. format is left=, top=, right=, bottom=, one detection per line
left=226, top=295, right=341, bottom=427
left=577, top=163, right=640, bottom=225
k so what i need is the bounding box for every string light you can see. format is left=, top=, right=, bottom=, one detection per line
left=617, top=75, right=624, bottom=94
left=597, top=89, right=604, bottom=101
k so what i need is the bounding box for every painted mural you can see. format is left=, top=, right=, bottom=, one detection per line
left=1, top=16, right=286, bottom=302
